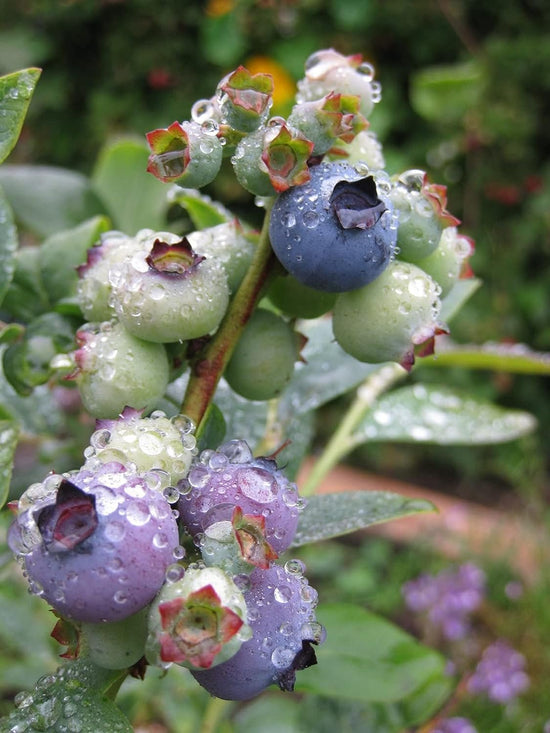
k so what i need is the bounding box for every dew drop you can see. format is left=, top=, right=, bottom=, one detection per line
left=271, top=646, right=294, bottom=669
left=274, top=585, right=292, bottom=603
left=126, top=501, right=151, bottom=526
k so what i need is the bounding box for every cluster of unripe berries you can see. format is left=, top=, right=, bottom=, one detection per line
left=8, top=410, right=322, bottom=699
left=8, top=47, right=476, bottom=704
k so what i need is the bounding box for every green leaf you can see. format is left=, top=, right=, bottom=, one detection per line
left=292, top=491, right=435, bottom=547
left=279, top=318, right=379, bottom=415
left=423, top=338, right=550, bottom=375
left=0, top=322, right=24, bottom=344
left=440, top=277, right=482, bottom=322
left=196, top=401, right=227, bottom=452
left=298, top=603, right=451, bottom=710
left=0, top=184, right=18, bottom=306
left=410, top=61, right=485, bottom=124
left=39, top=215, right=110, bottom=304
left=1, top=245, right=49, bottom=321
left=0, top=418, right=18, bottom=508
left=91, top=138, right=170, bottom=235
left=171, top=187, right=233, bottom=229
left=352, top=384, right=537, bottom=447
left=0, top=67, right=41, bottom=165
left=235, top=695, right=302, bottom=733
left=0, top=659, right=132, bottom=732
left=200, top=12, right=246, bottom=67
left=0, top=165, right=105, bottom=238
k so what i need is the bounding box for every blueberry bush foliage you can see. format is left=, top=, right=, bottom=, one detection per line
left=0, top=48, right=549, bottom=732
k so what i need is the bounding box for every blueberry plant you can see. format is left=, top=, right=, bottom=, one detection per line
left=0, top=50, right=548, bottom=732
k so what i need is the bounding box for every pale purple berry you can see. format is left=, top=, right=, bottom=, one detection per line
left=8, top=462, right=179, bottom=623
left=178, top=440, right=303, bottom=559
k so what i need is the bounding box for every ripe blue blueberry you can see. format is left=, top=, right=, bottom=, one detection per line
left=8, top=462, right=180, bottom=623
left=191, top=562, right=325, bottom=699
left=269, top=161, right=398, bottom=292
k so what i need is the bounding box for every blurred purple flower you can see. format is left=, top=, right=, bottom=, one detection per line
left=432, top=717, right=478, bottom=733
left=402, top=563, right=485, bottom=641
left=467, top=639, right=529, bottom=704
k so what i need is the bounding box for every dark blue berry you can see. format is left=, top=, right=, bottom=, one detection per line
left=191, top=562, right=324, bottom=699
left=269, top=161, right=398, bottom=293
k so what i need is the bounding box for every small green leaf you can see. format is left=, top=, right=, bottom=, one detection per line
left=410, top=61, right=485, bottom=124
left=0, top=67, right=41, bottom=164
left=0, top=417, right=18, bottom=508
left=91, top=138, right=170, bottom=234
left=196, top=402, right=227, bottom=452
left=1, top=245, right=49, bottom=321
left=0, top=185, right=18, bottom=307
left=352, top=384, right=537, bottom=447
left=279, top=318, right=379, bottom=415
left=292, top=491, right=434, bottom=547
left=2, top=312, right=78, bottom=395
left=0, top=322, right=24, bottom=344
left=200, top=12, right=246, bottom=67
left=171, top=188, right=233, bottom=229
left=0, top=165, right=105, bottom=238
left=39, top=215, right=110, bottom=304
left=440, top=277, right=482, bottom=322
left=297, top=603, right=451, bottom=709
left=424, top=338, right=550, bottom=375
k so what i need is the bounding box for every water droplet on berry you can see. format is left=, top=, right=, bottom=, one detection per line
left=126, top=501, right=151, bottom=526
left=163, top=486, right=180, bottom=504
left=274, top=585, right=292, bottom=603
left=238, top=467, right=278, bottom=503
left=302, top=210, right=319, bottom=228
left=104, top=521, right=125, bottom=542
left=113, top=590, right=128, bottom=604
left=271, top=646, right=294, bottom=669
left=284, top=559, right=305, bottom=576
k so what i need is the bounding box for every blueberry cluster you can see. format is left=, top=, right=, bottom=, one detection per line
left=8, top=425, right=323, bottom=699
left=467, top=640, right=529, bottom=704
left=402, top=562, right=486, bottom=641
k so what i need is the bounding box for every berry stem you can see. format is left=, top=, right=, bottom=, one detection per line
left=181, top=200, right=277, bottom=430
left=300, top=362, right=407, bottom=496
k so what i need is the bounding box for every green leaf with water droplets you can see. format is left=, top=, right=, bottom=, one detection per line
left=291, top=490, right=435, bottom=546
left=0, top=659, right=132, bottom=732
left=0, top=418, right=18, bottom=508
left=297, top=603, right=452, bottom=712
left=352, top=384, right=537, bottom=448
left=279, top=317, right=380, bottom=415
left=0, top=184, right=18, bottom=308
left=0, top=67, right=41, bottom=165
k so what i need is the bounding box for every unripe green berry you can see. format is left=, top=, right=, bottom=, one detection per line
left=225, top=309, right=302, bottom=401
left=72, top=320, right=170, bottom=418
left=332, top=260, right=446, bottom=370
